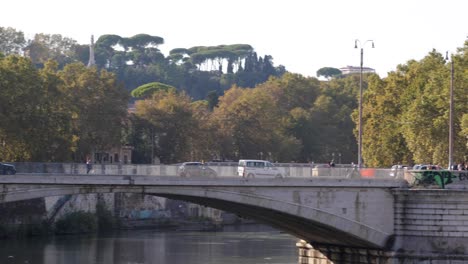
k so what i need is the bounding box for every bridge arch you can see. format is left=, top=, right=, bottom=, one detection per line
left=1, top=184, right=390, bottom=248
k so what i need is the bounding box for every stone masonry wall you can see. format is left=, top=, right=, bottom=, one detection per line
left=392, top=189, right=468, bottom=262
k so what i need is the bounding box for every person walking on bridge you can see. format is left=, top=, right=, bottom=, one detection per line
left=86, top=158, right=92, bottom=174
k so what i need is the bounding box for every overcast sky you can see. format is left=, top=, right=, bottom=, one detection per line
left=2, top=0, right=466, bottom=77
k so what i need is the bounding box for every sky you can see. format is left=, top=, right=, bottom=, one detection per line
left=1, top=0, right=467, bottom=78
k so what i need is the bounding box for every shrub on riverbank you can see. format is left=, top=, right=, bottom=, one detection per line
left=96, top=202, right=116, bottom=231
left=54, top=212, right=97, bottom=234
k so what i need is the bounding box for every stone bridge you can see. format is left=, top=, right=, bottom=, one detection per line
left=2, top=173, right=468, bottom=263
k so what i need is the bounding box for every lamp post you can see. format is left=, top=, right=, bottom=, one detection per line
left=354, top=39, right=374, bottom=168
left=446, top=51, right=454, bottom=170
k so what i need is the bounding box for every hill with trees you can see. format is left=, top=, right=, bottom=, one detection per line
left=0, top=28, right=285, bottom=100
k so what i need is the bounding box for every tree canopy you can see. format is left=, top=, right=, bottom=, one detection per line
left=0, top=55, right=128, bottom=162
left=131, top=82, right=176, bottom=99
left=0, top=27, right=26, bottom=55
left=316, top=67, right=342, bottom=79
left=0, top=27, right=466, bottom=167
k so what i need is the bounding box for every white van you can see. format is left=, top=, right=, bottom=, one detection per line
left=238, top=160, right=284, bottom=178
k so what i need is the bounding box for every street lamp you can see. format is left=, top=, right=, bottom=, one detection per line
left=354, top=39, right=374, bottom=168
left=446, top=51, right=454, bottom=170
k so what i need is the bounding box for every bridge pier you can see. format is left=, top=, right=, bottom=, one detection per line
left=297, top=240, right=391, bottom=264
left=297, top=188, right=468, bottom=264
left=297, top=240, right=468, bottom=264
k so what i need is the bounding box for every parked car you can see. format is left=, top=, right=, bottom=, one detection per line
left=0, top=162, right=16, bottom=175
left=177, top=162, right=217, bottom=177
left=390, top=164, right=409, bottom=177
left=238, top=160, right=284, bottom=178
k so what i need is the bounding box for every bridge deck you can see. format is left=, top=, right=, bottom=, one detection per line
left=0, top=173, right=408, bottom=188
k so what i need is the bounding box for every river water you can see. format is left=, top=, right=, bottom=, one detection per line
left=0, top=226, right=298, bottom=264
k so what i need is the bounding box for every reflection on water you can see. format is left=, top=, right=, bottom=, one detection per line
left=0, top=225, right=298, bottom=264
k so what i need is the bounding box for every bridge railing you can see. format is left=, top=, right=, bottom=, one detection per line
left=10, top=162, right=405, bottom=180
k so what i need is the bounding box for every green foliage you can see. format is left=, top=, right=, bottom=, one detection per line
left=96, top=34, right=122, bottom=47
left=58, top=63, right=130, bottom=162
left=0, top=27, right=26, bottom=55
left=54, top=211, right=97, bottom=234
left=316, top=67, right=342, bottom=79
left=126, top=34, right=164, bottom=49
left=0, top=54, right=129, bottom=162
left=212, top=75, right=318, bottom=162
left=170, top=48, right=190, bottom=55
left=0, top=55, right=45, bottom=160
left=113, top=39, right=468, bottom=166
left=359, top=73, right=412, bottom=167
left=133, top=90, right=200, bottom=163
left=123, top=115, right=153, bottom=164
left=131, top=82, right=176, bottom=99
left=359, top=45, right=468, bottom=167
left=25, top=33, right=79, bottom=68
left=309, top=74, right=361, bottom=163
left=1, top=28, right=467, bottom=167
left=3, top=29, right=285, bottom=102
left=96, top=202, right=116, bottom=231
left=462, top=114, right=468, bottom=143
left=398, top=50, right=451, bottom=165
left=206, top=90, right=219, bottom=110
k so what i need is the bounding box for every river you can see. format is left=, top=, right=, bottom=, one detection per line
left=0, top=225, right=298, bottom=264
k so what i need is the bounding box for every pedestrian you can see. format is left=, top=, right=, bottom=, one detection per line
left=86, top=158, right=92, bottom=174
left=458, top=163, right=466, bottom=171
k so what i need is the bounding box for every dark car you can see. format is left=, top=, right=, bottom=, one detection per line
left=0, top=162, right=16, bottom=175
left=177, top=162, right=217, bottom=178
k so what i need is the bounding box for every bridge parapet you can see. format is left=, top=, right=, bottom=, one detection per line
left=11, top=162, right=399, bottom=180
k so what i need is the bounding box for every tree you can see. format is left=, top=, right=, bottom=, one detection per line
left=95, top=34, right=123, bottom=69
left=134, top=90, right=199, bottom=163
left=359, top=43, right=468, bottom=167
left=212, top=83, right=301, bottom=162
left=455, top=40, right=468, bottom=162
left=131, top=82, right=176, bottom=99
left=0, top=27, right=26, bottom=55
left=58, top=63, right=129, bottom=162
left=125, top=34, right=164, bottom=50
left=398, top=50, right=450, bottom=165
left=359, top=73, right=412, bottom=167
left=316, top=67, right=342, bottom=79
left=25, top=33, right=79, bottom=67
left=304, top=73, right=362, bottom=164
left=206, top=90, right=219, bottom=110
left=0, top=55, right=44, bottom=161
left=36, top=60, right=75, bottom=161
left=462, top=114, right=468, bottom=149
left=263, top=73, right=344, bottom=163
left=189, top=100, right=218, bottom=160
